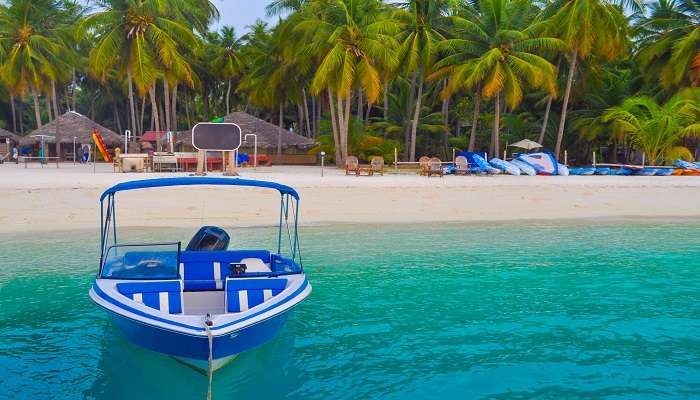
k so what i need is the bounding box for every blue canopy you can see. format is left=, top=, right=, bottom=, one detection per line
left=100, top=177, right=300, bottom=201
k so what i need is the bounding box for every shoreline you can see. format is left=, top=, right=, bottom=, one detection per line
left=2, top=163, right=700, bottom=233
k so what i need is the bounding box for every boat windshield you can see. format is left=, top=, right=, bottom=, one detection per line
left=101, top=242, right=180, bottom=280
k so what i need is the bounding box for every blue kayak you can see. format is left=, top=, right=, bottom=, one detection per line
left=594, top=167, right=611, bottom=175
left=489, top=158, right=521, bottom=175
left=510, top=159, right=536, bottom=176
left=569, top=167, right=596, bottom=176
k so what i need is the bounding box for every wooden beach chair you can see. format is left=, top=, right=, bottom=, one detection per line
left=427, top=157, right=443, bottom=177
left=418, top=156, right=431, bottom=176
left=454, top=156, right=469, bottom=175
left=370, top=156, right=384, bottom=176
left=345, top=156, right=360, bottom=175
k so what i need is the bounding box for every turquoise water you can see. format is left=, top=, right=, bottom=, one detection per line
left=1, top=222, right=700, bottom=399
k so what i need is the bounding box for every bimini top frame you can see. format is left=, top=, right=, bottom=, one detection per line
left=98, top=177, right=303, bottom=271
left=100, top=177, right=299, bottom=201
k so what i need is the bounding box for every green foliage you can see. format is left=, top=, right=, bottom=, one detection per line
left=603, top=89, right=700, bottom=164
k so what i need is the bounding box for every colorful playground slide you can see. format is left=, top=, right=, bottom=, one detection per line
left=91, top=129, right=112, bottom=163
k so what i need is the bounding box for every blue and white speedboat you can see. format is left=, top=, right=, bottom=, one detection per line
left=89, top=177, right=311, bottom=372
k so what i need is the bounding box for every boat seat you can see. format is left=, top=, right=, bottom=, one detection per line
left=179, top=250, right=272, bottom=291
left=225, top=278, right=288, bottom=313
left=116, top=280, right=183, bottom=314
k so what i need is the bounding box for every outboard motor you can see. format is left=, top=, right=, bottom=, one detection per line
left=186, top=226, right=230, bottom=251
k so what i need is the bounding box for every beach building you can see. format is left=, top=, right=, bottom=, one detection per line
left=175, top=112, right=317, bottom=165
left=0, top=128, right=20, bottom=158
left=22, top=111, right=123, bottom=160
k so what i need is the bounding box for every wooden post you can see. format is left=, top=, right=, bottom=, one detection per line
left=593, top=151, right=597, bottom=167
left=224, top=150, right=238, bottom=176
left=195, top=149, right=206, bottom=176
left=564, top=150, right=568, bottom=165
left=641, top=153, right=645, bottom=167
left=394, top=147, right=398, bottom=170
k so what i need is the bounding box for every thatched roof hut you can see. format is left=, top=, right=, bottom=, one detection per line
left=0, top=128, right=20, bottom=144
left=176, top=112, right=316, bottom=151
left=22, top=111, right=123, bottom=146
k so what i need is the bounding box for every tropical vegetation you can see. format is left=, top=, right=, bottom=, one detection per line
left=0, top=0, right=699, bottom=165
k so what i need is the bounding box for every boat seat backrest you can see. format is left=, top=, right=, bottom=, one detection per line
left=225, top=278, right=288, bottom=313
left=179, top=250, right=271, bottom=291
left=116, top=280, right=183, bottom=314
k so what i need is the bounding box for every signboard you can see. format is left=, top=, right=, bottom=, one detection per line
left=191, top=122, right=242, bottom=151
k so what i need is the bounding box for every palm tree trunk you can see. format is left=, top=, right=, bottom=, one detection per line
left=19, top=100, right=24, bottom=134
left=226, top=79, right=231, bottom=115
left=554, top=49, right=578, bottom=159
left=10, top=93, right=17, bottom=133
left=171, top=84, right=178, bottom=131
left=149, top=84, right=161, bottom=134
left=72, top=68, right=77, bottom=111
left=404, top=71, right=417, bottom=159
left=442, top=96, right=450, bottom=158
left=383, top=80, right=389, bottom=121
left=277, top=101, right=283, bottom=157
left=163, top=79, right=171, bottom=132
left=127, top=69, right=138, bottom=135
left=469, top=86, right=481, bottom=151
left=327, top=89, right=342, bottom=164
left=311, top=95, right=317, bottom=137
left=30, top=83, right=43, bottom=129
left=538, top=57, right=561, bottom=145
left=139, top=95, right=146, bottom=135
left=538, top=95, right=553, bottom=145
left=45, top=93, right=53, bottom=122
left=492, top=91, right=501, bottom=158
left=113, top=102, right=122, bottom=134
left=342, top=90, right=351, bottom=161
left=51, top=80, right=60, bottom=120
left=303, top=89, right=311, bottom=138
left=184, top=88, right=192, bottom=130
left=409, top=73, right=424, bottom=162
left=357, top=88, right=363, bottom=121
left=336, top=92, right=346, bottom=162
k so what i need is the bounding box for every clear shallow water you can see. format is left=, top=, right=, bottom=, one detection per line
left=1, top=221, right=699, bottom=399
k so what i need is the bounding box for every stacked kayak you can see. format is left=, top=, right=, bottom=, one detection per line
left=516, top=152, right=559, bottom=175
left=569, top=167, right=595, bottom=175
left=511, top=159, right=537, bottom=176
left=489, top=158, right=521, bottom=175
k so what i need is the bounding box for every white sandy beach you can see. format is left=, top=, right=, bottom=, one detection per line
left=1, top=162, right=700, bottom=233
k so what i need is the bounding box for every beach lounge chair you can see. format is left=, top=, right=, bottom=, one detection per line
left=345, top=156, right=360, bottom=175
left=454, top=156, right=469, bottom=175
left=427, top=157, right=443, bottom=177
left=370, top=156, right=384, bottom=176
left=419, top=156, right=431, bottom=175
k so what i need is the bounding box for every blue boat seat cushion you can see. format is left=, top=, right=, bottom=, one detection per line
left=116, top=280, right=183, bottom=314
left=225, top=278, right=288, bottom=313
left=179, top=250, right=272, bottom=291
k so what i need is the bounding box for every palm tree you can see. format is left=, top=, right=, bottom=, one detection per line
left=215, top=26, right=243, bottom=115
left=394, top=0, right=451, bottom=161
left=636, top=0, right=700, bottom=89
left=0, top=0, right=68, bottom=129
left=239, top=22, right=303, bottom=156
left=546, top=0, right=637, bottom=159
left=433, top=0, right=563, bottom=157
left=602, top=89, right=700, bottom=164
left=81, top=0, right=199, bottom=135
left=296, top=0, right=399, bottom=163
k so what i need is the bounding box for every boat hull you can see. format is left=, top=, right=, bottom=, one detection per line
left=110, top=309, right=290, bottom=361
